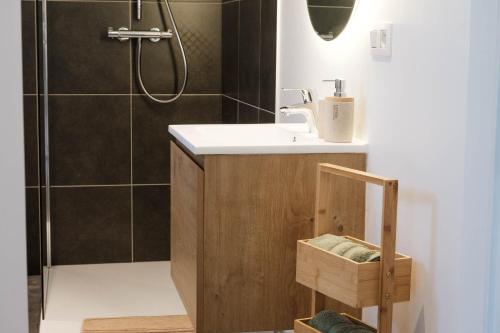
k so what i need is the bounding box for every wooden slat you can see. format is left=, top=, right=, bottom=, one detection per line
left=170, top=143, right=204, bottom=330
left=81, top=315, right=194, bottom=333
left=313, top=162, right=366, bottom=318
left=294, top=318, right=322, bottom=333
left=318, top=163, right=395, bottom=186
left=378, top=180, right=399, bottom=333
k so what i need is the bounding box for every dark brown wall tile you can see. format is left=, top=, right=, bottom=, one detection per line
left=222, top=0, right=277, bottom=121
left=259, top=0, right=277, bottom=112
left=222, top=1, right=239, bottom=98
left=222, top=95, right=238, bottom=124
left=47, top=2, right=130, bottom=94
left=238, top=0, right=261, bottom=106
left=22, top=2, right=37, bottom=95
left=49, top=96, right=131, bottom=186
left=238, top=102, right=259, bottom=124
left=24, top=96, right=39, bottom=187
left=25, top=188, right=40, bottom=276
left=51, top=186, right=132, bottom=265
left=259, top=110, right=275, bottom=124
left=132, top=2, right=221, bottom=94
left=133, top=185, right=170, bottom=262
left=132, top=94, right=221, bottom=184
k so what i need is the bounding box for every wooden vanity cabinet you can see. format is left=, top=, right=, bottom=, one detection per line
left=170, top=141, right=367, bottom=333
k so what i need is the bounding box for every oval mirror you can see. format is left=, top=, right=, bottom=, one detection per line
left=307, top=0, right=356, bottom=41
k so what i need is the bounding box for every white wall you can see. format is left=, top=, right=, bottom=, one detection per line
left=0, top=1, right=29, bottom=332
left=278, top=0, right=499, bottom=332
left=488, top=2, right=500, bottom=327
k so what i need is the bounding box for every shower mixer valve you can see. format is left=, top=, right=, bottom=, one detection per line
left=107, top=27, right=173, bottom=43
left=105, top=0, right=187, bottom=104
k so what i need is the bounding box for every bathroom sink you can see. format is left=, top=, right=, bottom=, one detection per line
left=168, top=123, right=367, bottom=155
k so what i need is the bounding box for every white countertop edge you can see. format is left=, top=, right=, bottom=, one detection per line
left=169, top=125, right=369, bottom=155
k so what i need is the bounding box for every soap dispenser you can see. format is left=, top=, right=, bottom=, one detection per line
left=319, top=79, right=354, bottom=143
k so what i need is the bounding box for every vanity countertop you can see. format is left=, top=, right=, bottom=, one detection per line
left=168, top=123, right=368, bottom=155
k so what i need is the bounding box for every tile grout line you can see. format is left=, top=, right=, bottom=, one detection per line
left=222, top=94, right=274, bottom=114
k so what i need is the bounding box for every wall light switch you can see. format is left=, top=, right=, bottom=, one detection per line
left=370, top=29, right=380, bottom=48
left=371, top=22, right=392, bottom=57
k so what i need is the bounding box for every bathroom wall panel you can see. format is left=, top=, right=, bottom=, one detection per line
left=49, top=96, right=131, bottom=186
left=238, top=0, right=261, bottom=107
left=221, top=96, right=238, bottom=124
left=51, top=186, right=132, bottom=265
left=132, top=185, right=170, bottom=262
left=238, top=102, right=259, bottom=124
left=132, top=95, right=221, bottom=185
left=259, top=110, right=275, bottom=124
left=47, top=2, right=131, bottom=94
left=221, top=0, right=277, bottom=124
left=259, top=0, right=277, bottom=112
left=23, top=96, right=39, bottom=188
left=132, top=2, right=221, bottom=94
left=21, top=1, right=37, bottom=95
left=25, top=188, right=41, bottom=276
left=222, top=1, right=239, bottom=98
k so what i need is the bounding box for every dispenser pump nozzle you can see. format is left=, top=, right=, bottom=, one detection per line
left=323, top=78, right=347, bottom=97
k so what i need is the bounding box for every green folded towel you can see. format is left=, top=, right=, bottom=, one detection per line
left=328, top=323, right=374, bottom=333
left=309, top=310, right=373, bottom=333
left=308, top=234, right=380, bottom=263
left=308, top=234, right=348, bottom=251
left=309, top=310, right=352, bottom=333
left=331, top=242, right=360, bottom=257
left=343, top=246, right=380, bottom=263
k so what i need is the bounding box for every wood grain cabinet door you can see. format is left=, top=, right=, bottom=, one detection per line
left=170, top=142, right=204, bottom=330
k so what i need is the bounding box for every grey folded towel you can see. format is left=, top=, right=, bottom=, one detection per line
left=307, top=234, right=380, bottom=263
left=309, top=310, right=352, bottom=333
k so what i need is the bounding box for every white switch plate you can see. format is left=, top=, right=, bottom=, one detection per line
left=371, top=22, right=393, bottom=57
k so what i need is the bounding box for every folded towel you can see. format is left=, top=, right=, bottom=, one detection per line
left=308, top=234, right=380, bottom=263
left=343, top=246, right=380, bottom=263
left=309, top=310, right=352, bottom=333
left=328, top=323, right=374, bottom=333
left=330, top=242, right=360, bottom=257
left=307, top=234, right=348, bottom=251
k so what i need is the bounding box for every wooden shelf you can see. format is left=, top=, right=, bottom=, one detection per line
left=295, top=163, right=412, bottom=333
left=296, top=236, right=412, bottom=308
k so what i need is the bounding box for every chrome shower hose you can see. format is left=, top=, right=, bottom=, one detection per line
left=136, top=0, right=188, bottom=104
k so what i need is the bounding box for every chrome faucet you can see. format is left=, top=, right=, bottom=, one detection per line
left=280, top=88, right=318, bottom=134
left=282, top=88, right=313, bottom=104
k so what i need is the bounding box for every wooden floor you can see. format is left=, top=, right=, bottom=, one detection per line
left=81, top=315, right=194, bottom=333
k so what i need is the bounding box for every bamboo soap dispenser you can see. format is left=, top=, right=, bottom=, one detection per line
left=319, top=79, right=354, bottom=143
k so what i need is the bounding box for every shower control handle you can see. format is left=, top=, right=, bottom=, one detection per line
left=107, top=27, right=173, bottom=43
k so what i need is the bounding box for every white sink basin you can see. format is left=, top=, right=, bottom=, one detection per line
left=168, top=123, right=368, bottom=155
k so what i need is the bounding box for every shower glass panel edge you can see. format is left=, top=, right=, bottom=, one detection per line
left=37, top=0, right=51, bottom=318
